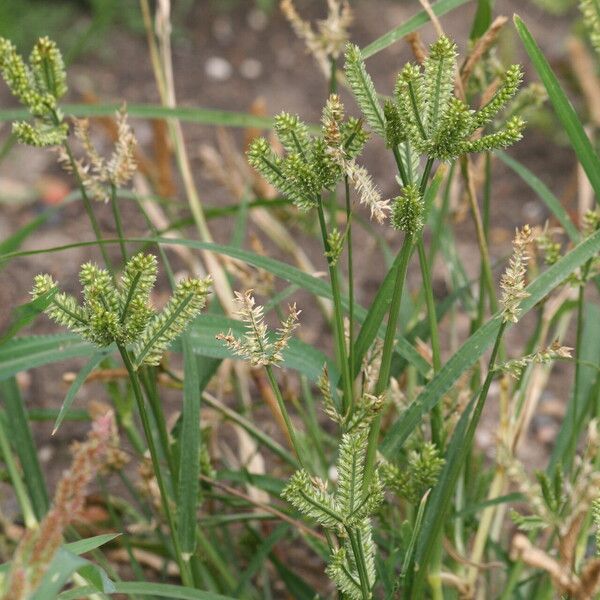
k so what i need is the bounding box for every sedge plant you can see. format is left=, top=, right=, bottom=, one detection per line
left=1, top=2, right=600, bottom=599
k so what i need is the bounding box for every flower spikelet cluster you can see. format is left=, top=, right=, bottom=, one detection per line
left=217, top=290, right=300, bottom=367
left=31, top=253, right=211, bottom=367
left=282, top=429, right=382, bottom=599
left=2, top=413, right=113, bottom=600
left=580, top=0, right=600, bottom=55
left=381, top=442, right=445, bottom=504
left=344, top=35, right=525, bottom=168
left=247, top=95, right=376, bottom=221
left=0, top=36, right=68, bottom=146
left=500, top=224, right=534, bottom=323
left=499, top=340, right=572, bottom=378
left=57, top=107, right=137, bottom=202
left=281, top=0, right=353, bottom=76
left=392, top=183, right=424, bottom=235
left=322, top=94, right=390, bottom=223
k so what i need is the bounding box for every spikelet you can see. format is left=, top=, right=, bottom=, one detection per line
left=0, top=36, right=68, bottom=147
left=348, top=34, right=525, bottom=162
left=381, top=442, right=445, bottom=504
left=29, top=37, right=67, bottom=101
left=248, top=95, right=376, bottom=221
left=344, top=43, right=386, bottom=136
left=133, top=277, right=211, bottom=367
left=421, top=36, right=457, bottom=135
left=281, top=0, right=353, bottom=77
left=217, top=290, right=300, bottom=367
left=282, top=429, right=382, bottom=599
left=581, top=0, right=600, bottom=55
left=500, top=225, right=534, bottom=323
left=32, top=254, right=210, bottom=366
left=2, top=413, right=113, bottom=599
left=499, top=340, right=572, bottom=378
left=391, top=184, right=424, bottom=235
left=57, top=106, right=137, bottom=202
left=322, top=94, right=390, bottom=223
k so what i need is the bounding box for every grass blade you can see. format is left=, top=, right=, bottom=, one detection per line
left=0, top=103, right=277, bottom=129
left=514, top=15, right=600, bottom=200
left=65, top=534, right=122, bottom=555
left=361, top=0, right=471, bottom=59
left=53, top=349, right=110, bottom=435
left=0, top=334, right=95, bottom=382
left=0, top=376, right=48, bottom=518
left=0, top=288, right=58, bottom=345
left=178, top=334, right=201, bottom=558
left=381, top=227, right=600, bottom=455
left=58, top=582, right=238, bottom=600
left=30, top=549, right=88, bottom=600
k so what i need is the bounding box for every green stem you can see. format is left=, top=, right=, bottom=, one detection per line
left=347, top=527, right=371, bottom=600
left=416, top=238, right=443, bottom=445
left=61, top=137, right=113, bottom=274
left=345, top=176, right=356, bottom=398
left=117, top=344, right=192, bottom=586
left=0, top=413, right=36, bottom=528
left=316, top=199, right=353, bottom=415
left=364, top=158, right=434, bottom=487
left=109, top=183, right=127, bottom=264
left=265, top=364, right=306, bottom=469
left=565, top=259, right=593, bottom=468
left=140, top=367, right=178, bottom=491
left=364, top=230, right=414, bottom=485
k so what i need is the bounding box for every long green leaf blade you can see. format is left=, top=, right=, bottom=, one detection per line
left=381, top=227, right=600, bottom=455
left=178, top=334, right=201, bottom=557
left=361, top=0, right=471, bottom=59
left=53, top=349, right=110, bottom=435
left=514, top=15, right=600, bottom=200
left=0, top=376, right=48, bottom=518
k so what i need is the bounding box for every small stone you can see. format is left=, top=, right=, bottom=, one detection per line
left=39, top=445, right=54, bottom=463
left=523, top=200, right=544, bottom=222
left=239, top=58, right=263, bottom=80
left=205, top=56, right=233, bottom=81
left=247, top=8, right=268, bottom=31
left=212, top=16, right=233, bottom=44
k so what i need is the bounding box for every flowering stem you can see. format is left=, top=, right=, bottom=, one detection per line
left=316, top=198, right=353, bottom=416
left=347, top=526, right=371, bottom=599
left=140, top=367, right=178, bottom=491
left=345, top=176, right=356, bottom=396
left=61, top=138, right=113, bottom=274
left=117, top=343, right=193, bottom=586
left=416, top=239, right=443, bottom=439
left=265, top=364, right=306, bottom=469
left=109, top=182, right=128, bottom=264
left=364, top=158, right=434, bottom=487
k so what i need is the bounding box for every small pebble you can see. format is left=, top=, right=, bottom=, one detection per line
left=39, top=445, right=54, bottom=463
left=239, top=58, right=263, bottom=79
left=212, top=16, right=233, bottom=44
left=205, top=56, right=233, bottom=81
left=522, top=200, right=544, bottom=222
left=247, top=8, right=268, bottom=31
